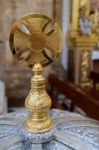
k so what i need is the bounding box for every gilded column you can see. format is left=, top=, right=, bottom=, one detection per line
left=71, top=0, right=79, bottom=34
left=74, top=36, right=97, bottom=85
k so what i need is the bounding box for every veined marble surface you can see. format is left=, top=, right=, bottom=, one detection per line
left=0, top=109, right=99, bottom=150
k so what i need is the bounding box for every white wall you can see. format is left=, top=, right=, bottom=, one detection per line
left=61, top=0, right=70, bottom=70
left=92, top=51, right=99, bottom=60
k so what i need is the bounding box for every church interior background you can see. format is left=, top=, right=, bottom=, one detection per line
left=0, top=0, right=99, bottom=120
left=0, top=0, right=63, bottom=112
left=0, top=0, right=99, bottom=149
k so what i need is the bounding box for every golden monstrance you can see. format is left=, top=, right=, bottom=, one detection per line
left=9, top=13, right=62, bottom=142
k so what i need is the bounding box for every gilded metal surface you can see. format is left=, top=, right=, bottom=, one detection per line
left=0, top=109, right=99, bottom=149
left=23, top=63, right=53, bottom=132
left=9, top=13, right=62, bottom=67
left=9, top=13, right=62, bottom=133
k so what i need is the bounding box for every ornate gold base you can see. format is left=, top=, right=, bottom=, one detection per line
left=23, top=112, right=53, bottom=133
left=23, top=64, right=53, bottom=133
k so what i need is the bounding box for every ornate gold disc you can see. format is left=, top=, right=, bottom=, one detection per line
left=9, top=13, right=62, bottom=67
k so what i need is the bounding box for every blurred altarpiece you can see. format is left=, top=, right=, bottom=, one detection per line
left=68, top=0, right=99, bottom=86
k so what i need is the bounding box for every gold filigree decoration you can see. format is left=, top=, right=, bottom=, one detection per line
left=80, top=49, right=91, bottom=83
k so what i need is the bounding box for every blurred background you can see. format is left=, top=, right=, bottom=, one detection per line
left=0, top=0, right=99, bottom=121
left=0, top=0, right=65, bottom=110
